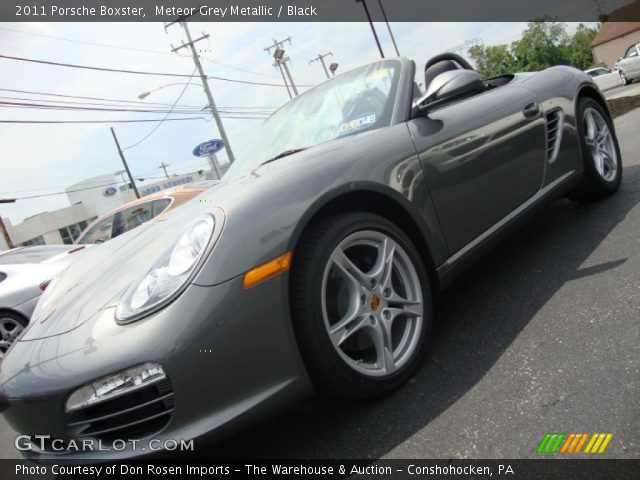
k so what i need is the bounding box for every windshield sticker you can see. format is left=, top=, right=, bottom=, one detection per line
left=340, top=114, right=376, bottom=132
left=371, top=68, right=390, bottom=78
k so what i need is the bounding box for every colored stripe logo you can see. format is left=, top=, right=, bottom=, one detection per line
left=537, top=433, right=613, bottom=454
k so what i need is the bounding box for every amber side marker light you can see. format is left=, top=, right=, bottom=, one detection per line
left=243, top=251, right=293, bottom=288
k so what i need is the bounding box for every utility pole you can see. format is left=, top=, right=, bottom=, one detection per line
left=377, top=0, right=400, bottom=56
left=276, top=63, right=293, bottom=99
left=0, top=213, right=14, bottom=249
left=167, top=19, right=236, bottom=163
left=355, top=0, right=385, bottom=58
left=110, top=127, right=140, bottom=199
left=159, top=162, right=170, bottom=179
left=265, top=38, right=298, bottom=96
left=309, top=52, right=333, bottom=79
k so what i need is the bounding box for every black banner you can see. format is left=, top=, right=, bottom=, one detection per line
left=2, top=0, right=640, bottom=22
left=1, top=459, right=639, bottom=480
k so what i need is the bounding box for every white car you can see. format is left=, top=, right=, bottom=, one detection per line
left=0, top=245, right=87, bottom=356
left=617, top=42, right=640, bottom=85
left=585, top=67, right=620, bottom=91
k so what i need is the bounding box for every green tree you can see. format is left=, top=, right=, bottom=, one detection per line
left=468, top=44, right=517, bottom=78
left=467, top=21, right=601, bottom=77
left=567, top=23, right=599, bottom=69
left=511, top=21, right=570, bottom=71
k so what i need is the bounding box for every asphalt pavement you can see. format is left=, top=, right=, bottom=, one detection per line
left=0, top=109, right=638, bottom=460
left=604, top=81, right=640, bottom=100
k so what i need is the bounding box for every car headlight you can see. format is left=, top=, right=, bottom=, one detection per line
left=116, top=214, right=216, bottom=323
left=65, top=363, right=166, bottom=412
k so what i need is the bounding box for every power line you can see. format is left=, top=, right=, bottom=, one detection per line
left=135, top=162, right=212, bottom=178
left=0, top=99, right=208, bottom=115
left=201, top=56, right=280, bottom=79
left=0, top=99, right=273, bottom=116
left=123, top=68, right=197, bottom=151
left=0, top=117, right=210, bottom=124
left=0, top=26, right=169, bottom=54
left=0, top=87, right=203, bottom=108
left=0, top=88, right=279, bottom=110
left=0, top=53, right=195, bottom=77
left=2, top=181, right=118, bottom=201
left=0, top=26, right=282, bottom=80
left=0, top=94, right=203, bottom=111
left=0, top=53, right=314, bottom=87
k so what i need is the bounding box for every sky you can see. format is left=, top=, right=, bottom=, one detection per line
left=0, top=20, right=573, bottom=224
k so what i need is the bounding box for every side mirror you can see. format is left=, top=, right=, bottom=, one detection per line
left=415, top=69, right=484, bottom=113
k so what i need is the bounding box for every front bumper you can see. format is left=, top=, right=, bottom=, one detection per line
left=0, top=273, right=312, bottom=461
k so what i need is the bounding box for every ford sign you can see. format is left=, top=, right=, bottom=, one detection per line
left=193, top=139, right=224, bottom=157
left=103, top=187, right=117, bottom=197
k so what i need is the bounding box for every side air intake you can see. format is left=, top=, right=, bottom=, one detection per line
left=545, top=109, right=564, bottom=163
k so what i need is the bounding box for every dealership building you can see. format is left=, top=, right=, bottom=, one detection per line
left=2, top=170, right=211, bottom=248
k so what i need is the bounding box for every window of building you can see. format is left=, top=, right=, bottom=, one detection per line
left=22, top=236, right=45, bottom=246
left=59, top=220, right=88, bottom=245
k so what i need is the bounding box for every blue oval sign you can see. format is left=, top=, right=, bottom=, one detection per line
left=193, top=139, right=224, bottom=157
left=103, top=187, right=117, bottom=197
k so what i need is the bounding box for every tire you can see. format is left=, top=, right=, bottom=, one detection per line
left=569, top=97, right=622, bottom=201
left=619, top=70, right=631, bottom=85
left=290, top=212, right=433, bottom=398
left=0, top=311, right=28, bottom=358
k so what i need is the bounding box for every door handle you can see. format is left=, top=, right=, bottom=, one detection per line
left=523, top=101, right=540, bottom=118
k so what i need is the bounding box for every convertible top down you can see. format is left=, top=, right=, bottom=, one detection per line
left=0, top=54, right=621, bottom=460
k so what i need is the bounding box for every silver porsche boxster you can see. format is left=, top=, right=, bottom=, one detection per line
left=0, top=54, right=622, bottom=460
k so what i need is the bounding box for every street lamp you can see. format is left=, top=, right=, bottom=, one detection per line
left=138, top=82, right=203, bottom=100
left=273, top=47, right=286, bottom=61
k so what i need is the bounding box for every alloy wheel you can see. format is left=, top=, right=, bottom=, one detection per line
left=583, top=107, right=618, bottom=182
left=0, top=316, right=25, bottom=358
left=321, top=230, right=424, bottom=377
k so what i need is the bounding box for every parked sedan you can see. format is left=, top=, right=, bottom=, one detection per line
left=585, top=67, right=620, bottom=91
left=617, top=42, right=640, bottom=85
left=0, top=55, right=621, bottom=460
left=75, top=183, right=214, bottom=245
left=0, top=245, right=86, bottom=356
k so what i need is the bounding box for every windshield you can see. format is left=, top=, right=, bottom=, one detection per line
left=226, top=60, right=401, bottom=177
